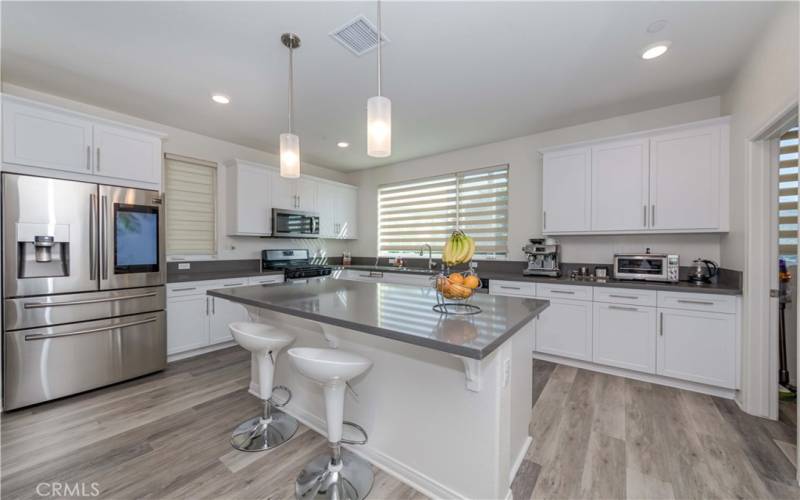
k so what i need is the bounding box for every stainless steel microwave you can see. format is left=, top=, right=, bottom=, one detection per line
left=272, top=208, right=320, bottom=238
left=613, top=253, right=680, bottom=283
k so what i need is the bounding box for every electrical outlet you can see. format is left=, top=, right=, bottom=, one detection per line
left=502, top=359, right=512, bottom=387
left=178, top=263, right=191, bottom=270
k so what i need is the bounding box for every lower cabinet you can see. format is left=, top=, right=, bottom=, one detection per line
left=535, top=298, right=593, bottom=361
left=209, top=296, right=247, bottom=344
left=167, top=294, right=210, bottom=355
left=657, top=308, right=736, bottom=389
left=592, top=302, right=656, bottom=374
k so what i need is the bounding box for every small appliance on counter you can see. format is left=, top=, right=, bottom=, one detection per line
left=522, top=238, right=561, bottom=277
left=687, top=258, right=719, bottom=284
left=262, top=249, right=332, bottom=280
left=613, top=251, right=679, bottom=283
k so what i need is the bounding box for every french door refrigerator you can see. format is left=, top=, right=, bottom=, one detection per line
left=2, top=173, right=166, bottom=410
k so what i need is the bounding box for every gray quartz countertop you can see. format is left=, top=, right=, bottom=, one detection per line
left=207, top=278, right=549, bottom=360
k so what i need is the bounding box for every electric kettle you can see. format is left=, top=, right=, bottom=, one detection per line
left=688, top=258, right=719, bottom=284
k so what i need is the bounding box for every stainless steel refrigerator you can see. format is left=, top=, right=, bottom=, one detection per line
left=2, top=173, right=166, bottom=410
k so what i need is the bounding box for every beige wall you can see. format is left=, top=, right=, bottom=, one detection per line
left=1, top=83, right=355, bottom=261
left=719, top=2, right=800, bottom=272
left=348, top=97, right=724, bottom=264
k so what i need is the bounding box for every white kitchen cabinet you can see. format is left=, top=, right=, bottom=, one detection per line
left=336, top=186, right=359, bottom=239
left=592, top=302, right=657, bottom=374
left=317, top=184, right=338, bottom=238
left=226, top=160, right=272, bottom=236
left=489, top=280, right=535, bottom=297
left=209, top=296, right=247, bottom=344
left=535, top=298, right=593, bottom=361
left=657, top=307, right=736, bottom=388
left=591, top=139, right=650, bottom=231
left=649, top=126, right=721, bottom=230
left=270, top=173, right=318, bottom=212
left=93, top=124, right=161, bottom=184
left=542, top=147, right=591, bottom=232
left=2, top=98, right=94, bottom=174
left=249, top=275, right=285, bottom=285
left=296, top=178, right=318, bottom=211
left=167, top=294, right=210, bottom=355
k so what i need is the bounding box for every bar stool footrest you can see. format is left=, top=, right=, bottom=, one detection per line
left=269, top=385, right=292, bottom=408
left=340, top=421, right=368, bottom=445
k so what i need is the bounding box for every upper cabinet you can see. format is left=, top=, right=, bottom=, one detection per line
left=2, top=95, right=165, bottom=189
left=541, top=117, right=729, bottom=235
left=225, top=160, right=271, bottom=236
left=318, top=182, right=359, bottom=239
left=542, top=147, right=591, bottom=232
left=270, top=174, right=318, bottom=212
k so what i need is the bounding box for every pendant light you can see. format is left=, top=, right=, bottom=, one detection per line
left=280, top=33, right=301, bottom=178
left=367, top=0, right=391, bottom=158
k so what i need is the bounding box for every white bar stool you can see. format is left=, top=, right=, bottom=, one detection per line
left=229, top=321, right=299, bottom=452
left=288, top=347, right=374, bottom=500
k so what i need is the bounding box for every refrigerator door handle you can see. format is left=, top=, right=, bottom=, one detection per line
left=89, top=194, right=97, bottom=280
left=101, top=195, right=109, bottom=280
left=24, top=317, right=158, bottom=341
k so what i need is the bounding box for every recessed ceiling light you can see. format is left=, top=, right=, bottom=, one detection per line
left=337, top=141, right=350, bottom=148
left=641, top=41, right=671, bottom=60
left=211, top=94, right=230, bottom=104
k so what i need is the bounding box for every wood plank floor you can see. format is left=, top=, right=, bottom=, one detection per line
left=1, top=349, right=798, bottom=499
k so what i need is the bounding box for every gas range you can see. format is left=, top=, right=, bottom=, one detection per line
left=262, top=249, right=332, bottom=280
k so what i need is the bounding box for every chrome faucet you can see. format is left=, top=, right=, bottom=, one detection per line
left=419, top=244, right=435, bottom=271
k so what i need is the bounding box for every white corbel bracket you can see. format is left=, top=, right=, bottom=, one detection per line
left=320, top=324, right=340, bottom=349
left=458, top=356, right=482, bottom=392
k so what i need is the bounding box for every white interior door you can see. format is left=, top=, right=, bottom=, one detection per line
left=591, top=139, right=650, bottom=231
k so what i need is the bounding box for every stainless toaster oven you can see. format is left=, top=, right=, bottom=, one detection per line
left=612, top=253, right=680, bottom=283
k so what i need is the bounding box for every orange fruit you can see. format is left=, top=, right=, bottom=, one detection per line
left=448, top=272, right=465, bottom=285
left=463, top=275, right=481, bottom=289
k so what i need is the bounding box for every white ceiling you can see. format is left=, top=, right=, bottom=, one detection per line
left=1, top=1, right=779, bottom=171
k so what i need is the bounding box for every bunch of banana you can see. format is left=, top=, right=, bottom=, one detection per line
left=442, top=230, right=476, bottom=266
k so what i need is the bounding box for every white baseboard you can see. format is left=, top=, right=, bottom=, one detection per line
left=508, top=436, right=532, bottom=484
left=533, top=352, right=738, bottom=400
left=167, top=341, right=237, bottom=363
left=282, top=404, right=472, bottom=500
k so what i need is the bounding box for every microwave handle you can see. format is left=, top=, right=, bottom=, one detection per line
left=311, top=216, right=318, bottom=234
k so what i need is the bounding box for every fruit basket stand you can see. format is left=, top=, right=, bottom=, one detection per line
left=432, top=269, right=482, bottom=316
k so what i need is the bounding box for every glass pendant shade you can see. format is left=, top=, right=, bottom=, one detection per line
left=280, top=132, right=300, bottom=178
left=367, top=95, right=391, bottom=158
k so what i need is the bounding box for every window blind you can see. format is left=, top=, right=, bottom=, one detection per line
left=778, top=128, right=799, bottom=263
left=164, top=153, right=218, bottom=256
left=378, top=165, right=508, bottom=257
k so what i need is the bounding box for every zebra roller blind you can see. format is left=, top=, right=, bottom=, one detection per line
left=164, top=153, right=218, bottom=256
left=779, top=127, right=799, bottom=263
left=378, top=165, right=509, bottom=257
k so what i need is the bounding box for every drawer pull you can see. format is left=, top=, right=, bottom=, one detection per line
left=171, top=287, right=197, bottom=292
left=224, top=283, right=245, bottom=287
left=609, top=305, right=638, bottom=312
left=609, top=294, right=638, bottom=300
left=25, top=317, right=158, bottom=341
left=500, top=285, right=521, bottom=290
left=550, top=290, right=576, bottom=295
left=677, top=299, right=715, bottom=306
left=659, top=312, right=664, bottom=336
left=23, top=292, right=158, bottom=308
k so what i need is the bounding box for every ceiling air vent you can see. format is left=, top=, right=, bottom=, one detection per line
left=329, top=14, right=389, bottom=56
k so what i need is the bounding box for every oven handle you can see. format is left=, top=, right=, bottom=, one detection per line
left=24, top=317, right=158, bottom=341
left=22, top=292, right=158, bottom=309
left=101, top=195, right=109, bottom=280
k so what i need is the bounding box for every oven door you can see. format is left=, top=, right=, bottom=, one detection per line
left=272, top=209, right=320, bottom=238
left=613, top=256, right=668, bottom=281
left=99, top=185, right=165, bottom=290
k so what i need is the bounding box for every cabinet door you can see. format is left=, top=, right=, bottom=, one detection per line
left=534, top=298, right=592, bottom=361
left=296, top=178, right=318, bottom=211
left=592, top=303, right=656, bottom=373
left=2, top=100, right=93, bottom=173
left=210, top=296, right=248, bottom=344
left=227, top=162, right=271, bottom=236
left=93, top=124, right=161, bottom=184
left=316, top=184, right=338, bottom=238
left=591, top=139, right=650, bottom=231
left=166, top=295, right=210, bottom=355
left=338, top=187, right=359, bottom=239
left=542, top=148, right=591, bottom=232
left=657, top=308, right=736, bottom=388
left=270, top=173, right=297, bottom=210
left=649, top=126, right=721, bottom=230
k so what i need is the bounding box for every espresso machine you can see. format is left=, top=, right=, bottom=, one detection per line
left=523, top=238, right=561, bottom=277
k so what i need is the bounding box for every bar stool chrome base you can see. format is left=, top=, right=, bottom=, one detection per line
left=231, top=407, right=298, bottom=452
left=296, top=448, right=374, bottom=500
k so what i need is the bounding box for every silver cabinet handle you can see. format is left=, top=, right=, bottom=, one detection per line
left=659, top=311, right=664, bottom=336
left=25, top=317, right=158, bottom=341
left=23, top=291, right=157, bottom=309
left=171, top=287, right=197, bottom=292
left=206, top=297, right=210, bottom=315
left=677, top=299, right=714, bottom=306
left=101, top=195, right=108, bottom=280
left=223, top=283, right=245, bottom=287
left=651, top=204, right=655, bottom=226
left=551, top=289, right=576, bottom=295
left=643, top=205, right=647, bottom=227
left=89, top=194, right=97, bottom=280
left=543, top=211, right=547, bottom=230
left=500, top=285, right=521, bottom=290
left=609, top=294, right=638, bottom=300
left=86, top=145, right=91, bottom=170
left=212, top=297, right=215, bottom=314
left=96, top=147, right=101, bottom=171
left=609, top=305, right=638, bottom=312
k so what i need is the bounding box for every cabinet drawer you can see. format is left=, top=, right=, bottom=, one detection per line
left=536, top=283, right=592, bottom=301
left=167, top=283, right=207, bottom=297
left=490, top=280, right=535, bottom=297
left=657, top=292, right=735, bottom=314
left=248, top=275, right=284, bottom=285
left=593, top=287, right=657, bottom=307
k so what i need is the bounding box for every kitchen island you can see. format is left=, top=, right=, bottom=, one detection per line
left=208, top=278, right=549, bottom=500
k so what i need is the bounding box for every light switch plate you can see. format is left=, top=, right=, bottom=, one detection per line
left=178, top=263, right=191, bottom=270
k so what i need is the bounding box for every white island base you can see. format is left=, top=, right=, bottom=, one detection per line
left=245, top=306, right=534, bottom=500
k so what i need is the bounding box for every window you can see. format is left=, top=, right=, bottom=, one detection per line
left=164, top=153, right=218, bottom=256
left=378, top=165, right=509, bottom=258
left=779, top=128, right=799, bottom=264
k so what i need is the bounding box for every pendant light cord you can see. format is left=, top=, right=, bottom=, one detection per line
left=288, top=43, right=294, bottom=133
left=377, top=0, right=382, bottom=97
